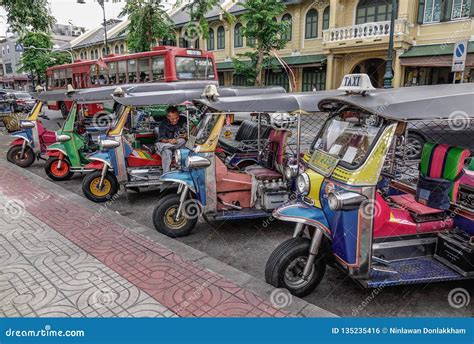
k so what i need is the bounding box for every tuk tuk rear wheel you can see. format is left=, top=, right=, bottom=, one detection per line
left=7, top=145, right=35, bottom=168
left=82, top=170, right=119, bottom=203
left=152, top=194, right=197, bottom=238
left=265, top=237, right=326, bottom=297
left=45, top=157, right=74, bottom=181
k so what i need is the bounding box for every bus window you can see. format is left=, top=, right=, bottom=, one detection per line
left=152, top=56, right=164, bottom=81
left=138, top=58, right=150, bottom=82
left=47, top=75, right=53, bottom=89
left=59, top=69, right=66, bottom=87
left=175, top=57, right=215, bottom=80
left=53, top=69, right=60, bottom=87
left=98, top=66, right=108, bottom=85
left=90, top=65, right=98, bottom=85
left=108, top=62, right=117, bottom=84
left=128, top=59, right=138, bottom=82
left=66, top=68, right=73, bottom=86
left=118, top=61, right=127, bottom=83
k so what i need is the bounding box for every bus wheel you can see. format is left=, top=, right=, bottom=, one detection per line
left=265, top=237, right=326, bottom=297
left=60, top=102, right=68, bottom=119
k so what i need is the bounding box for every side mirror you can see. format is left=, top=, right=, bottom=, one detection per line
left=56, top=134, right=71, bottom=143
left=101, top=139, right=120, bottom=149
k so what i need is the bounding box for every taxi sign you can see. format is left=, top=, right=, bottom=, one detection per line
left=338, top=74, right=375, bottom=93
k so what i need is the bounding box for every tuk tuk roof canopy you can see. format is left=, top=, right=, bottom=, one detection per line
left=319, top=83, right=474, bottom=121
left=34, top=80, right=219, bottom=103
left=195, top=90, right=343, bottom=113
left=113, top=86, right=286, bottom=107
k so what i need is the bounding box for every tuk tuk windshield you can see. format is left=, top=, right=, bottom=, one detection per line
left=311, top=111, right=382, bottom=167
left=188, top=113, right=221, bottom=147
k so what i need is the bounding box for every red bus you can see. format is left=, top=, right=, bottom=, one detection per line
left=45, top=46, right=217, bottom=117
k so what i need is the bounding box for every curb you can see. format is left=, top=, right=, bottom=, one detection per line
left=0, top=158, right=336, bottom=317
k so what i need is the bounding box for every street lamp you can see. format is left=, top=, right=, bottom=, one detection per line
left=77, top=0, right=109, bottom=54
left=383, top=0, right=398, bottom=88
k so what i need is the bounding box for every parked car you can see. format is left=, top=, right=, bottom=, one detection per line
left=9, top=92, right=36, bottom=112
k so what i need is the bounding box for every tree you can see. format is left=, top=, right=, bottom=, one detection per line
left=0, top=0, right=55, bottom=34
left=233, top=0, right=289, bottom=86
left=120, top=0, right=174, bottom=52
left=178, top=0, right=234, bottom=40
left=17, top=32, right=54, bottom=86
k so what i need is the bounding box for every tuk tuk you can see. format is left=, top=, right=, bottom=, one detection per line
left=42, top=82, right=225, bottom=181
left=150, top=90, right=345, bottom=238
left=6, top=100, right=57, bottom=167
left=80, top=85, right=287, bottom=203
left=265, top=74, right=474, bottom=297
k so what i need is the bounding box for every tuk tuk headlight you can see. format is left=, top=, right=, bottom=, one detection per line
left=101, top=139, right=120, bottom=149
left=296, top=173, right=310, bottom=195
left=20, top=120, right=35, bottom=129
left=56, top=134, right=71, bottom=142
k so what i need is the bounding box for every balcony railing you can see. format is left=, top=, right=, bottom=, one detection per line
left=323, top=19, right=410, bottom=43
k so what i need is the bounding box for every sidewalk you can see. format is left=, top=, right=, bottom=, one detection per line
left=0, top=160, right=334, bottom=318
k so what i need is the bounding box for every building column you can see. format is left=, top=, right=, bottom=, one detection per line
left=393, top=49, right=404, bottom=88
left=325, top=54, right=334, bottom=89
left=329, top=0, right=338, bottom=28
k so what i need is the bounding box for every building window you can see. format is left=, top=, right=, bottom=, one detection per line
left=356, top=0, right=392, bottom=24
left=452, top=0, right=471, bottom=20
left=234, top=23, right=243, bottom=48
left=281, top=14, right=292, bottom=41
left=305, top=9, right=318, bottom=39
left=217, top=26, right=225, bottom=49
left=265, top=69, right=289, bottom=91
left=302, top=67, right=326, bottom=92
left=423, top=0, right=441, bottom=23
left=120, top=44, right=125, bottom=53
left=179, top=37, right=189, bottom=48
left=207, top=28, right=215, bottom=50
left=323, top=7, right=330, bottom=30
left=115, top=45, right=119, bottom=54
left=102, top=48, right=106, bottom=56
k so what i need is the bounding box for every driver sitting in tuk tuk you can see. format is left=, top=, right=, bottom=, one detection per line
left=155, top=106, right=187, bottom=173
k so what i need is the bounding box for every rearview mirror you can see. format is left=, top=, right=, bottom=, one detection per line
left=20, top=121, right=35, bottom=129
left=101, top=139, right=120, bottom=149
left=57, top=134, right=71, bottom=143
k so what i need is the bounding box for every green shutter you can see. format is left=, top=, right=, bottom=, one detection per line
left=441, top=0, right=453, bottom=21
left=417, top=0, right=426, bottom=23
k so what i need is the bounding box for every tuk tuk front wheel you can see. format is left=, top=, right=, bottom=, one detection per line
left=7, top=145, right=35, bottom=168
left=265, top=237, right=326, bottom=297
left=45, top=157, right=74, bottom=181
left=152, top=194, right=198, bottom=238
left=82, top=170, right=119, bottom=203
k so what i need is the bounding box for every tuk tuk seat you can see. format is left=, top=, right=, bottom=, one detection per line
left=245, top=128, right=290, bottom=180
left=218, top=120, right=272, bottom=154
left=122, top=136, right=162, bottom=167
left=391, top=142, right=470, bottom=215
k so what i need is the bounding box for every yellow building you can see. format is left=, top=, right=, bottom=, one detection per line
left=70, top=0, right=474, bottom=90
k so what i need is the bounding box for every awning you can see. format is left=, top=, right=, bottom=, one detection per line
left=400, top=42, right=474, bottom=67
left=216, top=54, right=326, bottom=71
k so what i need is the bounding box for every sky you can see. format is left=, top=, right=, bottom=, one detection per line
left=0, top=0, right=152, bottom=36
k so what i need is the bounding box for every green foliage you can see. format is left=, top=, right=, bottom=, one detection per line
left=0, top=0, right=55, bottom=33
left=177, top=0, right=235, bottom=39
left=17, top=32, right=69, bottom=84
left=120, top=0, right=175, bottom=53
left=233, top=0, right=289, bottom=85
